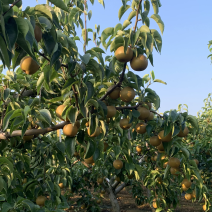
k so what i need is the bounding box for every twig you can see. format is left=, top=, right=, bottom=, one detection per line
left=0, top=121, right=69, bottom=140
left=133, top=0, right=142, bottom=32
left=19, top=86, right=26, bottom=96
left=71, top=160, right=79, bottom=168
left=3, top=0, right=21, bottom=16
left=84, top=0, right=87, bottom=53
left=99, top=63, right=127, bottom=101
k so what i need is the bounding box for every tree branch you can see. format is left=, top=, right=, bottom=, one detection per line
left=0, top=121, right=69, bottom=140
left=3, top=0, right=21, bottom=16
left=99, top=63, right=127, bottom=101
left=112, top=181, right=120, bottom=189
left=71, top=160, right=79, bottom=168
left=115, top=182, right=126, bottom=194
left=115, top=103, right=140, bottom=110
left=133, top=0, right=142, bottom=32
left=84, top=0, right=87, bottom=53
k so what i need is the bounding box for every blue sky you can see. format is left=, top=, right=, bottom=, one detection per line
left=21, top=0, right=212, bottom=116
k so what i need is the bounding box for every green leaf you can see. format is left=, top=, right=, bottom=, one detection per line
left=3, top=110, right=14, bottom=131
left=49, top=0, right=69, bottom=12
left=181, top=147, right=190, bottom=159
left=145, top=88, right=160, bottom=110
left=100, top=120, right=106, bottom=135
left=62, top=78, right=78, bottom=90
left=66, top=106, right=78, bottom=123
left=151, top=29, right=162, bottom=53
left=37, top=72, right=44, bottom=94
left=84, top=140, right=95, bottom=159
left=22, top=199, right=39, bottom=211
left=150, top=14, right=164, bottom=35
left=23, top=106, right=30, bottom=121
left=118, top=5, right=130, bottom=20
left=85, top=81, right=94, bottom=103
left=150, top=70, right=155, bottom=80
left=141, top=10, right=149, bottom=23
left=56, top=142, right=65, bottom=154
left=151, top=0, right=159, bottom=14
left=91, top=47, right=105, bottom=54
left=122, top=20, right=131, bottom=30
left=132, top=109, right=140, bottom=118
left=14, top=17, right=29, bottom=37
left=65, top=137, right=76, bottom=157
left=128, top=11, right=136, bottom=21
left=5, top=17, right=18, bottom=51
left=50, top=43, right=62, bottom=67
left=101, top=27, right=114, bottom=49
left=88, top=10, right=92, bottom=20
left=186, top=115, right=198, bottom=131
left=125, top=162, right=135, bottom=175
left=69, top=7, right=82, bottom=24
left=0, top=157, right=14, bottom=173
left=110, top=36, right=124, bottom=52
left=0, top=35, right=10, bottom=68
left=2, top=202, right=13, bottom=212
left=153, top=79, right=167, bottom=85
left=85, top=99, right=99, bottom=109
left=35, top=5, right=53, bottom=20
left=80, top=53, right=91, bottom=65
left=3, top=88, right=10, bottom=101
left=98, top=0, right=105, bottom=8
left=39, top=109, right=52, bottom=125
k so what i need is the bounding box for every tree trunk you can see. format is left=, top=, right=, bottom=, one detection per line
left=109, top=189, right=120, bottom=212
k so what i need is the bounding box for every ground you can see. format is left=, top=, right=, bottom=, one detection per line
left=65, top=186, right=205, bottom=212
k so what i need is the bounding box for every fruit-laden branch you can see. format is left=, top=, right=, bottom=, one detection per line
left=0, top=121, right=69, bottom=140
left=99, top=63, right=127, bottom=101
left=133, top=0, right=142, bottom=31
left=3, top=0, right=21, bottom=16
left=115, top=182, right=127, bottom=194
left=116, top=103, right=164, bottom=118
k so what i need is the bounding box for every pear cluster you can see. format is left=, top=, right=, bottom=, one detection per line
left=115, top=46, right=148, bottom=72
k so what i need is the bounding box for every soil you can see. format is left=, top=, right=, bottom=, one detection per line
left=65, top=187, right=205, bottom=212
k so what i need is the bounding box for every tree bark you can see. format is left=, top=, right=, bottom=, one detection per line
left=109, top=189, right=120, bottom=212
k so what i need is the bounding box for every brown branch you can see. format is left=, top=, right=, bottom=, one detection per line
left=84, top=0, right=87, bottom=53
left=133, top=0, right=142, bottom=32
left=0, top=121, right=69, bottom=140
left=72, top=85, right=79, bottom=110
left=3, top=0, right=21, bottom=16
left=19, top=86, right=26, bottom=96
left=99, top=63, right=127, bottom=101
left=71, top=160, right=79, bottom=168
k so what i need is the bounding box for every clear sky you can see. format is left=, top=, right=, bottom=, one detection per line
left=20, top=0, right=212, bottom=116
